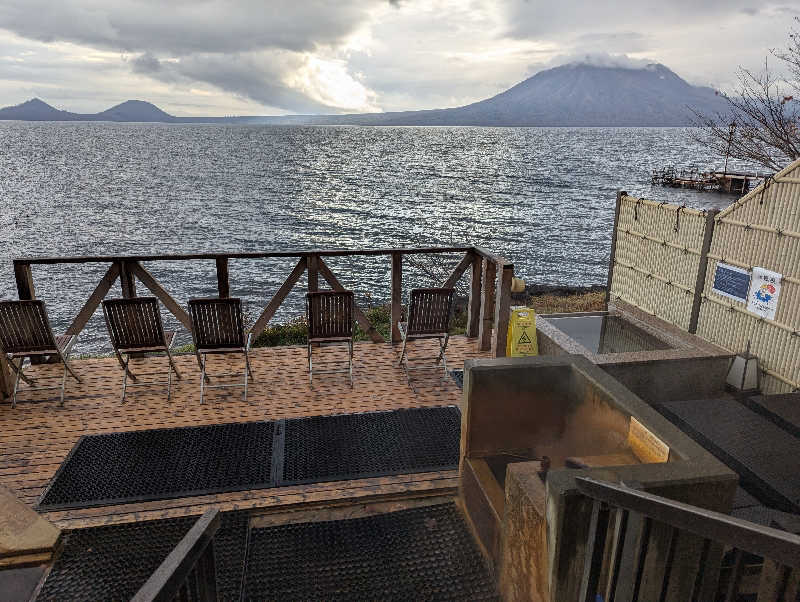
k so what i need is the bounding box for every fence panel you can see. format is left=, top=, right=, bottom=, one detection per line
left=609, top=194, right=710, bottom=331
left=696, top=159, right=800, bottom=393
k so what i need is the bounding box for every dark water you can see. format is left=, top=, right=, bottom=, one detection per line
left=0, top=122, right=759, bottom=351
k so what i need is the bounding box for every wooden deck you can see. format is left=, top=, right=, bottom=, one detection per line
left=0, top=337, right=486, bottom=530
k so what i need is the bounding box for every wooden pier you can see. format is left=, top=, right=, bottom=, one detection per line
left=651, top=166, right=769, bottom=195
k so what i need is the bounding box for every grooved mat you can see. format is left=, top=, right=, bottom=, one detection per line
left=242, top=503, right=499, bottom=601
left=38, top=406, right=460, bottom=510
left=658, top=398, right=800, bottom=513
left=37, top=511, right=249, bottom=601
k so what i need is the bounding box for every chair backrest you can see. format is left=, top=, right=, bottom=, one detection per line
left=407, top=288, right=455, bottom=336
left=0, top=300, right=59, bottom=354
left=306, top=291, right=354, bottom=340
left=188, top=298, right=245, bottom=350
left=102, top=297, right=166, bottom=352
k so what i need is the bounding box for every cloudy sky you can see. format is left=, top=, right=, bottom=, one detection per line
left=0, top=1, right=795, bottom=116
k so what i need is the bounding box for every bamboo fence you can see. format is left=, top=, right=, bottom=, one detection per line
left=609, top=158, right=800, bottom=394
left=696, top=159, right=800, bottom=394
left=609, top=194, right=710, bottom=331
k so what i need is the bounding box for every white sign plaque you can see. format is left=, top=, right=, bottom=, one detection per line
left=746, top=267, right=782, bottom=320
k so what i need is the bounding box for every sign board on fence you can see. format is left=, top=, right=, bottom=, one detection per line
left=712, top=262, right=751, bottom=303
left=506, top=307, right=538, bottom=357
left=746, top=267, right=782, bottom=320
left=627, top=417, right=670, bottom=464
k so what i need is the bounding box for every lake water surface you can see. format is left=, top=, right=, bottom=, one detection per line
left=0, top=123, right=759, bottom=350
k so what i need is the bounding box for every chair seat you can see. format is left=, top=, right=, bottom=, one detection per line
left=117, top=331, right=176, bottom=354
left=398, top=322, right=447, bottom=340
left=309, top=336, right=353, bottom=343
left=196, top=346, right=246, bottom=354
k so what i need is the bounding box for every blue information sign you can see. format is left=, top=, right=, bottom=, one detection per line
left=712, top=263, right=751, bottom=302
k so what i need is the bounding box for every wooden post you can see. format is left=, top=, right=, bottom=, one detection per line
left=13, top=262, right=35, bottom=300
left=391, top=252, right=402, bottom=344
left=688, top=209, right=718, bottom=334
left=215, top=257, right=230, bottom=298
left=308, top=254, right=319, bottom=293
left=119, top=261, right=137, bottom=298
left=478, top=259, right=496, bottom=351
left=0, top=353, right=11, bottom=400
left=492, top=262, right=513, bottom=358
left=467, top=252, right=482, bottom=338
left=605, top=190, right=624, bottom=305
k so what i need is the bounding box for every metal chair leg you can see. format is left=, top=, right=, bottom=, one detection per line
left=308, top=343, right=313, bottom=386
left=59, top=363, right=67, bottom=407
left=348, top=340, right=354, bottom=388
left=167, top=359, right=173, bottom=401
left=200, top=354, right=206, bottom=404
left=8, top=357, right=34, bottom=386
left=121, top=356, right=130, bottom=403
left=243, top=353, right=249, bottom=402
left=12, top=363, right=21, bottom=409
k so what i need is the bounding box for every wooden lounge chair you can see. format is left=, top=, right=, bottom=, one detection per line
left=397, top=288, right=455, bottom=384
left=306, top=290, right=355, bottom=387
left=188, top=298, right=253, bottom=403
left=0, top=300, right=81, bottom=407
left=102, top=297, right=182, bottom=403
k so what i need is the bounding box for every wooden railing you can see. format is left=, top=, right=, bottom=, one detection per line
left=132, top=509, right=220, bottom=602
left=575, top=477, right=800, bottom=602
left=1, top=247, right=513, bottom=397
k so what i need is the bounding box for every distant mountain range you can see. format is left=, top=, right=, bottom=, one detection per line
left=0, top=63, right=728, bottom=126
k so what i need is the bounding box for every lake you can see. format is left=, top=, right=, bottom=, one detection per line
left=0, top=122, right=759, bottom=351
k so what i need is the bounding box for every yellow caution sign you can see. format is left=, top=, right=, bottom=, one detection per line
left=506, top=307, right=538, bottom=357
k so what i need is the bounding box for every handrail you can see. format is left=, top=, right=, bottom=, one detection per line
left=14, top=246, right=474, bottom=265
left=576, top=477, right=800, bottom=568
left=131, top=509, right=221, bottom=602
left=6, top=245, right=515, bottom=360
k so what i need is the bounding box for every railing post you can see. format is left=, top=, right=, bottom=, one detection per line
left=215, top=257, right=230, bottom=298
left=119, top=261, right=137, bottom=298
left=478, top=259, right=496, bottom=351
left=391, top=252, right=403, bottom=344
left=308, top=254, right=319, bottom=293
left=467, top=252, right=482, bottom=338
left=688, top=210, right=718, bottom=334
left=492, top=261, right=513, bottom=358
left=14, top=262, right=35, bottom=301
left=605, top=190, right=624, bottom=305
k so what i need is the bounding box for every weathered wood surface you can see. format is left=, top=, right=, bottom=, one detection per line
left=65, top=263, right=121, bottom=336
left=248, top=257, right=307, bottom=336
left=130, top=263, right=192, bottom=330
left=391, top=252, right=403, bottom=344
left=317, top=257, right=384, bottom=343
left=0, top=337, right=487, bottom=529
left=215, top=257, right=230, bottom=298
left=478, top=260, right=496, bottom=352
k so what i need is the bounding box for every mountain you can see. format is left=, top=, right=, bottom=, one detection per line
left=0, top=63, right=728, bottom=126
left=95, top=100, right=176, bottom=122
left=0, top=98, right=84, bottom=121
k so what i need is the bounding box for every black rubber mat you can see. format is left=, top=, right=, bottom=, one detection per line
left=242, top=503, right=499, bottom=601
left=39, top=407, right=461, bottom=510
left=281, top=406, right=461, bottom=485
left=742, top=393, right=800, bottom=439
left=658, top=398, right=800, bottom=513
left=36, top=511, right=249, bottom=601
left=38, top=421, right=275, bottom=510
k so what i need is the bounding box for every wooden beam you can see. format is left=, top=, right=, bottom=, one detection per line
left=65, top=263, right=121, bottom=336
left=129, top=262, right=192, bottom=330
left=688, top=209, right=718, bottom=334
left=492, top=262, right=513, bottom=357
left=442, top=251, right=473, bottom=289
left=317, top=257, right=384, bottom=343
left=308, top=254, right=319, bottom=293
left=391, top=252, right=402, bottom=344
left=605, top=190, right=624, bottom=305
left=119, top=261, right=137, bottom=298
left=13, top=263, right=34, bottom=300
left=478, top=260, right=496, bottom=351
left=249, top=258, right=307, bottom=336
left=467, top=253, right=482, bottom=338
left=215, top=257, right=230, bottom=298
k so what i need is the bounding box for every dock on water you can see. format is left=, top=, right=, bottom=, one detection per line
left=651, top=165, right=770, bottom=195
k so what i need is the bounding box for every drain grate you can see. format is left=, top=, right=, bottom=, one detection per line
left=36, top=511, right=249, bottom=601
left=282, top=406, right=461, bottom=485
left=242, top=502, right=499, bottom=601
left=38, top=421, right=275, bottom=510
